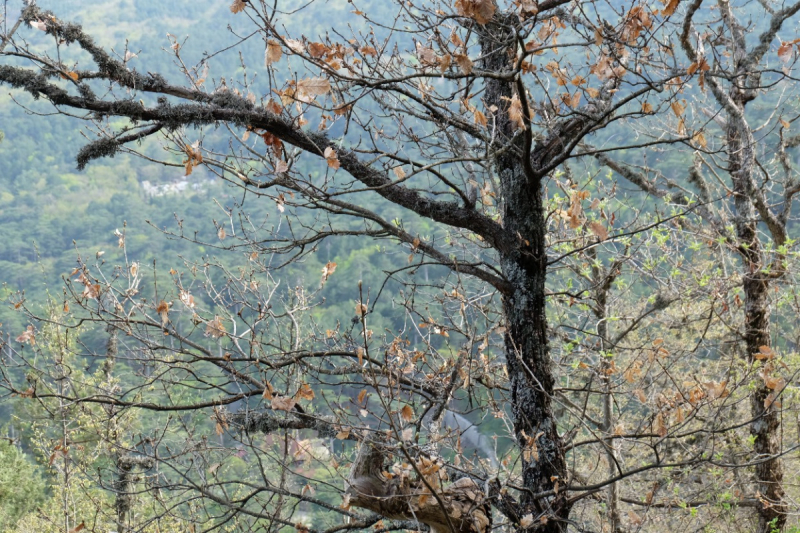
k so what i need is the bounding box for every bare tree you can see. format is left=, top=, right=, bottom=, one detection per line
left=2, top=1, right=800, bottom=532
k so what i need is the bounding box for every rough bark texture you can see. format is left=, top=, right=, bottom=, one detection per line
left=479, top=17, right=570, bottom=532
left=727, top=108, right=787, bottom=531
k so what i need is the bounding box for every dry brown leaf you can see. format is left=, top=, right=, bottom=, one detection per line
left=295, top=383, right=315, bottom=401
left=588, top=221, right=608, bottom=240
left=271, top=395, right=297, bottom=411
left=507, top=94, right=526, bottom=130
left=455, top=54, right=473, bottom=74
left=15, top=325, right=35, bottom=345
left=340, top=493, right=352, bottom=511
left=324, top=146, right=340, bottom=169
left=454, top=0, right=496, bottom=24
left=400, top=404, right=414, bottom=422
left=416, top=43, right=437, bottom=66
left=653, top=412, right=667, bottom=437
left=156, top=300, right=170, bottom=326
left=297, top=77, right=331, bottom=98
left=230, top=0, right=246, bottom=13
left=662, top=0, right=680, bottom=16
left=321, top=261, right=337, bottom=283
left=307, top=42, right=328, bottom=58
left=692, top=131, right=707, bottom=149
left=262, top=382, right=274, bottom=400
left=778, top=42, right=794, bottom=63
left=284, top=38, right=305, bottom=53
left=265, top=40, right=282, bottom=65
left=439, top=54, right=452, bottom=73
left=474, top=109, right=488, bottom=126
left=205, top=316, right=227, bottom=338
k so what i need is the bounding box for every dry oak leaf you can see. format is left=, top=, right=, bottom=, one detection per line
left=271, top=395, right=297, bottom=411
left=506, top=93, right=526, bottom=130
left=15, top=325, right=35, bottom=345
left=307, top=42, right=328, bottom=58
left=321, top=261, right=337, bottom=283
left=324, top=146, right=340, bottom=169
left=205, top=316, right=227, bottom=338
left=156, top=300, right=170, bottom=326
left=662, top=0, right=680, bottom=16
left=588, top=220, right=609, bottom=240
left=455, top=54, right=474, bottom=74
left=230, top=0, right=246, bottom=13
left=400, top=404, right=414, bottom=422
left=455, top=0, right=496, bottom=24
left=265, top=40, right=282, bottom=65
left=297, top=77, right=331, bottom=98
left=295, top=383, right=315, bottom=401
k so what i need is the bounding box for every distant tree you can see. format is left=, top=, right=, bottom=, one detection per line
left=0, top=438, right=45, bottom=530
left=2, top=1, right=800, bottom=533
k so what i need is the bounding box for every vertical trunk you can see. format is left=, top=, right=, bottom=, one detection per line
left=592, top=257, right=622, bottom=533
left=480, top=18, right=570, bottom=532
left=727, top=105, right=786, bottom=532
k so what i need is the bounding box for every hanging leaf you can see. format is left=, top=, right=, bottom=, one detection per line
left=662, top=0, right=680, bottom=16
left=230, top=0, right=246, bottom=13
left=156, top=300, right=170, bottom=326
left=506, top=94, right=526, bottom=130
left=15, top=325, right=35, bottom=345
left=295, top=383, right=315, bottom=401
left=455, top=54, right=473, bottom=74
left=265, top=40, right=282, bottom=65
left=324, top=146, right=340, bottom=169
left=400, top=404, right=414, bottom=422
left=321, top=261, right=338, bottom=283
left=588, top=221, right=609, bottom=240
left=692, top=131, right=707, bottom=149
left=205, top=316, right=227, bottom=338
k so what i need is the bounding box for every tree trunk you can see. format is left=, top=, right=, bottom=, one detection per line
left=727, top=100, right=787, bottom=533
left=480, top=18, right=570, bottom=532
